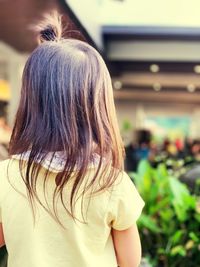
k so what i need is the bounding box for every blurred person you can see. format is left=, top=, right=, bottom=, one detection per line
left=184, top=137, right=193, bottom=156
left=162, top=138, right=170, bottom=153
left=167, top=142, right=177, bottom=157
left=125, top=129, right=152, bottom=172
left=174, top=138, right=185, bottom=159
left=190, top=139, right=200, bottom=160
left=0, top=13, right=144, bottom=267
left=162, top=138, right=177, bottom=157
left=175, top=138, right=183, bottom=151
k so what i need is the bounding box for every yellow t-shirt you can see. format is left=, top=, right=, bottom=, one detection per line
left=0, top=158, right=144, bottom=267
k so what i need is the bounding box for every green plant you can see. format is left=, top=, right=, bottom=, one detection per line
left=130, top=160, right=200, bottom=267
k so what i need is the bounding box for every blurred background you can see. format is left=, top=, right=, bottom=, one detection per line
left=1, top=0, right=200, bottom=266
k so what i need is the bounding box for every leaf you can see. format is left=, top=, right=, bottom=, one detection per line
left=170, top=245, right=186, bottom=256
left=189, top=232, right=199, bottom=242
left=169, top=177, right=195, bottom=221
left=159, top=208, right=174, bottom=222
left=157, top=248, right=166, bottom=255
left=171, top=230, right=184, bottom=245
left=172, top=201, right=188, bottom=221
left=194, top=213, right=200, bottom=222
left=157, top=163, right=168, bottom=179
left=137, top=160, right=152, bottom=181
left=148, top=186, right=160, bottom=205
left=169, top=177, right=190, bottom=206
left=185, top=240, right=195, bottom=250
left=150, top=197, right=170, bottom=215
left=138, top=214, right=161, bottom=233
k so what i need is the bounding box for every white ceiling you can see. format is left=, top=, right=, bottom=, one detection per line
left=66, top=0, right=200, bottom=27
left=66, top=0, right=200, bottom=50
left=99, top=0, right=200, bottom=27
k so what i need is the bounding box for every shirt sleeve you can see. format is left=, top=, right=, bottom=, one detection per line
left=110, top=171, right=144, bottom=231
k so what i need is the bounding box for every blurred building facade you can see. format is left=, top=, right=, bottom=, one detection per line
left=0, top=0, right=89, bottom=125
left=1, top=0, right=200, bottom=145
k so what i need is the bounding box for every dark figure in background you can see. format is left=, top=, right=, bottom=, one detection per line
left=184, top=137, right=194, bottom=157
left=125, top=129, right=152, bottom=172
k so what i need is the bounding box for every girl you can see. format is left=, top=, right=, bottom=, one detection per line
left=0, top=13, right=144, bottom=267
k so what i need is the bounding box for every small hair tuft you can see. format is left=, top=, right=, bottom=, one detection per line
left=35, top=10, right=63, bottom=44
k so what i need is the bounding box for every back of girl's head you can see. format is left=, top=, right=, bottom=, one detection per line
left=9, top=12, right=124, bottom=223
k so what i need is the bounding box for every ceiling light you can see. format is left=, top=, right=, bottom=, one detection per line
left=194, top=65, right=200, bottom=74
left=113, top=80, right=122, bottom=90
left=150, top=64, right=160, bottom=73
left=187, top=84, right=196, bottom=93
left=153, top=83, right=161, bottom=91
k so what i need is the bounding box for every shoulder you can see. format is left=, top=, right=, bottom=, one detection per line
left=0, top=158, right=23, bottom=203
left=0, top=159, right=10, bottom=172
left=111, top=170, right=145, bottom=208
left=109, top=171, right=145, bottom=230
left=0, top=159, right=11, bottom=203
left=0, top=158, right=19, bottom=170
left=0, top=158, right=20, bottom=184
left=112, top=171, right=134, bottom=193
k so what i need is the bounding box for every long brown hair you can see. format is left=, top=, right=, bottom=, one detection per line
left=9, top=12, right=124, bottom=223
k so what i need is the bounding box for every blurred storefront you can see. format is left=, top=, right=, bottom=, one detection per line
left=64, top=0, right=200, bottom=144
left=2, top=0, right=200, bottom=147
left=0, top=42, right=25, bottom=159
